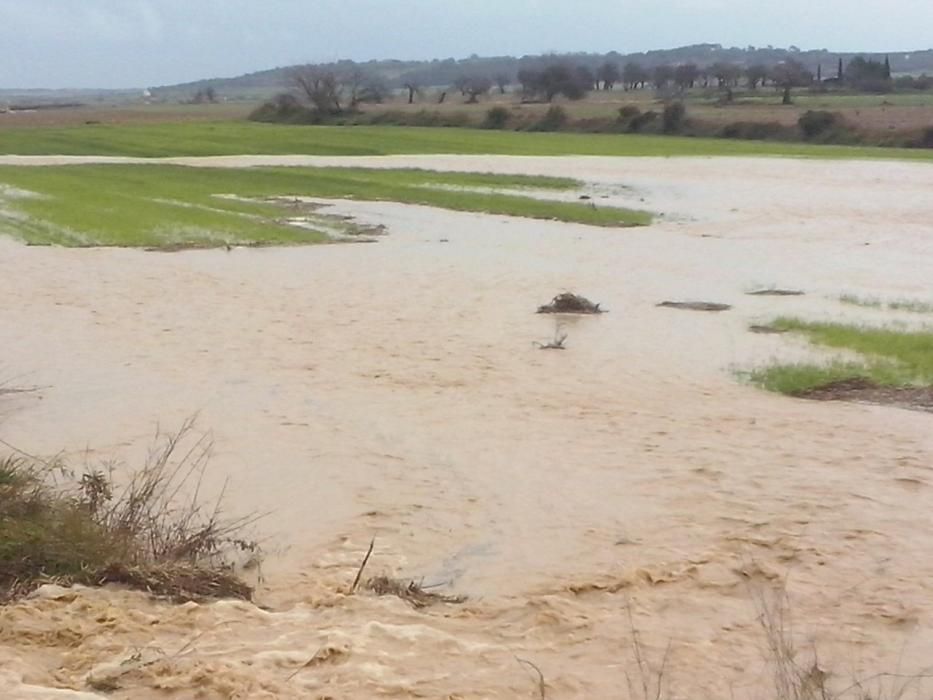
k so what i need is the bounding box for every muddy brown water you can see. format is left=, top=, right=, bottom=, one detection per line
left=1, top=156, right=933, bottom=699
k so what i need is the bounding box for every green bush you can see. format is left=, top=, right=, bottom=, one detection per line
left=798, top=110, right=842, bottom=140
left=720, top=121, right=790, bottom=141
left=662, top=102, right=687, bottom=134
left=249, top=94, right=319, bottom=125
left=628, top=110, right=659, bottom=133
left=532, top=105, right=569, bottom=132
left=482, top=106, right=511, bottom=130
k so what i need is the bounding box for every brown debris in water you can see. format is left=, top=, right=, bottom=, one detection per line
left=794, top=378, right=933, bottom=413
left=749, top=324, right=788, bottom=335
left=747, top=288, right=805, bottom=297
left=537, top=293, right=605, bottom=315
left=365, top=576, right=466, bottom=609
left=657, top=301, right=732, bottom=312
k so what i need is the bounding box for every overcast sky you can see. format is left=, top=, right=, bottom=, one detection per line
left=1, top=0, right=930, bottom=89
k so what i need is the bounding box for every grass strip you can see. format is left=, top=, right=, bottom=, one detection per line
left=1, top=122, right=932, bottom=161
left=0, top=164, right=647, bottom=248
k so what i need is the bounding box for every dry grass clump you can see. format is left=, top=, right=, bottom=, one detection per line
left=365, top=575, right=466, bottom=609
left=0, top=419, right=258, bottom=604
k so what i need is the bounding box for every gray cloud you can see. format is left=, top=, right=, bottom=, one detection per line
left=1, top=0, right=930, bottom=89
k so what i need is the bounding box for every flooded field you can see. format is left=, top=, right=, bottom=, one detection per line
left=2, top=156, right=933, bottom=699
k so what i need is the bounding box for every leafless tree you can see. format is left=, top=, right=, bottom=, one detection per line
left=403, top=81, right=421, bottom=104
left=770, top=60, right=813, bottom=104
left=292, top=67, right=343, bottom=114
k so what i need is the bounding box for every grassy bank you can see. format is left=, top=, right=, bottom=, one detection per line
left=748, top=318, right=933, bottom=395
left=0, top=421, right=254, bottom=603
left=0, top=165, right=648, bottom=247
left=2, top=121, right=933, bottom=161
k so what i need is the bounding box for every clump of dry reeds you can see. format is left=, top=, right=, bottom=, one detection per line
left=0, top=418, right=258, bottom=604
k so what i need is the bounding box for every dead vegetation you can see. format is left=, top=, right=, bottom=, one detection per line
left=657, top=301, right=732, bottom=312
left=0, top=418, right=258, bottom=604
left=747, top=575, right=933, bottom=700
left=534, top=326, right=569, bottom=350
left=537, top=292, right=605, bottom=315
left=793, top=377, right=933, bottom=413
left=349, top=538, right=466, bottom=609
left=365, top=575, right=467, bottom=609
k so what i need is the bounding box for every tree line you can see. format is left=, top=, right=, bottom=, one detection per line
left=267, top=53, right=926, bottom=119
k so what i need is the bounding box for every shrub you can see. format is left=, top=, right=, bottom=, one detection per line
left=919, top=127, right=933, bottom=149
left=482, top=106, right=511, bottom=129
left=720, top=121, right=790, bottom=141
left=798, top=110, right=843, bottom=139
left=366, top=110, right=471, bottom=128
left=248, top=93, right=318, bottom=124
left=616, top=105, right=641, bottom=129
left=628, top=110, right=658, bottom=133
left=0, top=420, right=257, bottom=603
left=532, top=105, right=569, bottom=132
left=661, top=102, right=687, bottom=133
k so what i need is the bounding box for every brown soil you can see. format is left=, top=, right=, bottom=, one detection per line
left=796, top=378, right=933, bottom=413
left=0, top=103, right=254, bottom=129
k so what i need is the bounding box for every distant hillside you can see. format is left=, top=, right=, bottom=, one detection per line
left=152, top=44, right=933, bottom=101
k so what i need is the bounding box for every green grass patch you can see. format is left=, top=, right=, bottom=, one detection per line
left=2, top=122, right=933, bottom=161
left=0, top=165, right=647, bottom=248
left=747, top=317, right=933, bottom=394
left=747, top=361, right=876, bottom=395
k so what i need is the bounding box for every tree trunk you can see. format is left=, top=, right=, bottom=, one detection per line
left=782, top=86, right=792, bottom=105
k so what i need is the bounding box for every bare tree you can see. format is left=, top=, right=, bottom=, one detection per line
left=292, top=67, right=343, bottom=114
left=403, top=81, right=421, bottom=105
left=770, top=60, right=813, bottom=104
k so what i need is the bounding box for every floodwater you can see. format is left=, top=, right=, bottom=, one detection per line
left=1, top=156, right=933, bottom=699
